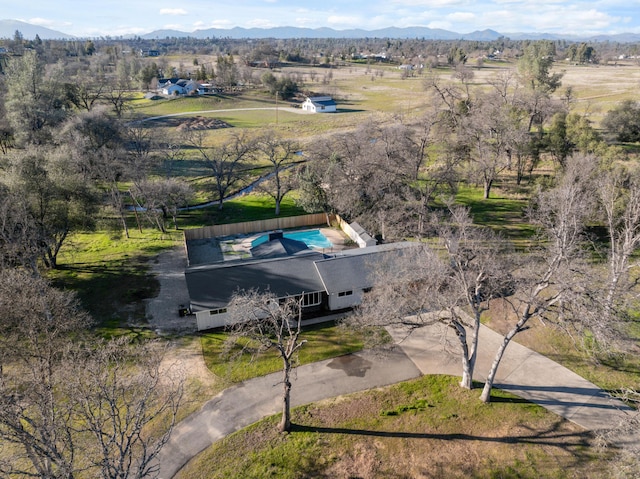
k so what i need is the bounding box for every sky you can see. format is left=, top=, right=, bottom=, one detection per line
left=4, top=0, right=640, bottom=38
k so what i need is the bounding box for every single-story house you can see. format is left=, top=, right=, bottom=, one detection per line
left=140, top=49, right=160, bottom=57
left=159, top=79, right=206, bottom=96
left=161, top=81, right=187, bottom=96
left=301, top=96, right=337, bottom=113
left=185, top=236, right=417, bottom=330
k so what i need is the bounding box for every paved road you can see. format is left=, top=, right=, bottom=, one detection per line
left=136, top=106, right=306, bottom=124
left=155, top=320, right=636, bottom=479
left=157, top=346, right=421, bottom=479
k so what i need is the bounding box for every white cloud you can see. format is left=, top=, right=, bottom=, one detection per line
left=205, top=19, right=234, bottom=28
left=447, top=12, right=476, bottom=22
left=162, top=24, right=187, bottom=30
left=427, top=20, right=453, bottom=30
left=327, top=15, right=363, bottom=26
left=368, top=15, right=394, bottom=28
left=247, top=18, right=277, bottom=28
left=159, top=8, right=188, bottom=16
left=27, top=17, right=57, bottom=27
left=391, top=0, right=465, bottom=6
left=390, top=0, right=464, bottom=9
left=295, top=17, right=314, bottom=26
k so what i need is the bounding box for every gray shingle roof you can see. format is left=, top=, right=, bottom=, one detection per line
left=184, top=240, right=419, bottom=312
left=313, top=242, right=418, bottom=294
left=185, top=251, right=326, bottom=311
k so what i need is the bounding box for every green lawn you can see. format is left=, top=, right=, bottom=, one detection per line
left=455, top=184, right=537, bottom=247
left=178, top=193, right=309, bottom=228
left=176, top=375, right=604, bottom=479
left=200, top=321, right=372, bottom=383
left=50, top=229, right=182, bottom=333
left=48, top=193, right=309, bottom=332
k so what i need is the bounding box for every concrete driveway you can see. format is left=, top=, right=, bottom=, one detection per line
left=386, top=322, right=635, bottom=432
left=156, top=346, right=421, bottom=479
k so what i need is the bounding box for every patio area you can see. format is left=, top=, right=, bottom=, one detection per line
left=185, top=227, right=353, bottom=266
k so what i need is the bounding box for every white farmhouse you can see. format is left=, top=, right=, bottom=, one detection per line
left=301, top=96, right=337, bottom=113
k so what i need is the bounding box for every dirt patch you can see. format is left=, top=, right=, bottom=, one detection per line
left=160, top=337, right=221, bottom=419
left=175, top=116, right=232, bottom=131
left=161, top=338, right=217, bottom=388
left=148, top=248, right=222, bottom=415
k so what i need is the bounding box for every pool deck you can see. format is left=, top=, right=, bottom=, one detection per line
left=186, top=227, right=354, bottom=266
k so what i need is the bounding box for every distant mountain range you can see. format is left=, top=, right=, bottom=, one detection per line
left=0, top=19, right=75, bottom=40
left=139, top=26, right=640, bottom=43
left=2, top=18, right=640, bottom=43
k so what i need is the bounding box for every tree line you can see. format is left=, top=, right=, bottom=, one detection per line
left=0, top=46, right=193, bottom=479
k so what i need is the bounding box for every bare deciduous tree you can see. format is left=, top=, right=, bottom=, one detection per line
left=131, top=179, right=193, bottom=232
left=461, top=102, right=510, bottom=199
left=597, top=388, right=640, bottom=477
left=0, top=270, right=184, bottom=478
left=225, top=291, right=306, bottom=433
left=0, top=269, right=92, bottom=479
left=350, top=206, right=511, bottom=390
left=66, top=338, right=184, bottom=479
left=183, top=129, right=255, bottom=210
left=597, top=166, right=640, bottom=317
left=255, top=132, right=300, bottom=216
left=480, top=154, right=596, bottom=402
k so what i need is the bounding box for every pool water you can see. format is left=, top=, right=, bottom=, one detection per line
left=251, top=229, right=333, bottom=249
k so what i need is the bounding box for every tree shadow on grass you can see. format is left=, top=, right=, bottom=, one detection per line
left=290, top=418, right=594, bottom=453
left=53, top=256, right=160, bottom=328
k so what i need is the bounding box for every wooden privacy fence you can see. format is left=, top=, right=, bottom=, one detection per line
left=183, top=213, right=332, bottom=241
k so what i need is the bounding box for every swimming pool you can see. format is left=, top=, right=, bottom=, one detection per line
left=251, top=229, right=333, bottom=249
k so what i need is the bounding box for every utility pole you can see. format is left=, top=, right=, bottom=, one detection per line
left=275, top=91, right=279, bottom=124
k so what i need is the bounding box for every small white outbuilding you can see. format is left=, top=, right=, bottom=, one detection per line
left=301, top=96, right=337, bottom=113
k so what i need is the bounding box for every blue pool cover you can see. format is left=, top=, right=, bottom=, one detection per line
left=251, top=229, right=333, bottom=249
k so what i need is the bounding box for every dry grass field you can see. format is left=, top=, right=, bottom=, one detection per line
left=134, top=58, right=640, bottom=148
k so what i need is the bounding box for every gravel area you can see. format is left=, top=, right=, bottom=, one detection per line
left=145, top=246, right=198, bottom=334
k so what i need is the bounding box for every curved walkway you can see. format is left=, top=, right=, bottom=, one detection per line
left=156, top=320, right=636, bottom=479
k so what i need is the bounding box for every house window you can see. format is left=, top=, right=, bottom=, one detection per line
left=338, top=290, right=353, bottom=297
left=302, top=291, right=322, bottom=307
left=209, top=308, right=227, bottom=315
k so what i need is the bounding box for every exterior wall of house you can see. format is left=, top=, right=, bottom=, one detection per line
left=333, top=217, right=377, bottom=247
left=327, top=289, right=364, bottom=310
left=194, top=290, right=328, bottom=331
left=195, top=308, right=231, bottom=330
left=163, top=85, right=186, bottom=96
left=318, top=103, right=337, bottom=113
left=302, top=100, right=316, bottom=112
left=302, top=98, right=336, bottom=113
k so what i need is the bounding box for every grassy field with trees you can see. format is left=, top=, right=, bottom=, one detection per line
left=0, top=33, right=639, bottom=478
